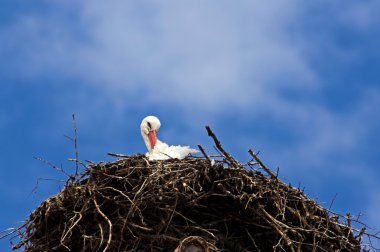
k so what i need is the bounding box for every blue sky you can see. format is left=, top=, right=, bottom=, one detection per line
left=1, top=0, right=380, bottom=250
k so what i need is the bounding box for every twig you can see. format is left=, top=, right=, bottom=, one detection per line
left=61, top=212, right=83, bottom=243
left=275, top=167, right=280, bottom=178
left=245, top=228, right=261, bottom=252
left=346, top=213, right=352, bottom=228
left=328, top=193, right=338, bottom=210
left=205, top=125, right=239, bottom=168
left=93, top=198, right=112, bottom=252
left=30, top=177, right=66, bottom=196
left=355, top=227, right=366, bottom=240
left=248, top=149, right=276, bottom=179
left=0, top=228, right=17, bottom=239
left=33, top=157, right=70, bottom=177
left=64, top=114, right=80, bottom=176
left=260, top=207, right=294, bottom=250
left=197, top=145, right=210, bottom=162
left=107, top=152, right=130, bottom=158
left=72, top=114, right=79, bottom=176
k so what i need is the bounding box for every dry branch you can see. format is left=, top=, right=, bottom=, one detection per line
left=205, top=125, right=240, bottom=168
left=248, top=149, right=277, bottom=179
left=197, top=144, right=210, bottom=162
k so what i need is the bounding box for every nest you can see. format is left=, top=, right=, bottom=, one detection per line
left=6, top=127, right=374, bottom=251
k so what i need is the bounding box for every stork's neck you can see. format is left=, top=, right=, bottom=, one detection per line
left=141, top=131, right=152, bottom=153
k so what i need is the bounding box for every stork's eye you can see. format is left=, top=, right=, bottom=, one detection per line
left=147, top=122, right=151, bottom=129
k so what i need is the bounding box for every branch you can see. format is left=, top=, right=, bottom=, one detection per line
left=197, top=145, right=210, bottom=162
left=205, top=125, right=240, bottom=168
left=107, top=152, right=130, bottom=158
left=248, top=149, right=277, bottom=179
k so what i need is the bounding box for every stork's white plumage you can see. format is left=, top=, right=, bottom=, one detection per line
left=140, top=116, right=198, bottom=160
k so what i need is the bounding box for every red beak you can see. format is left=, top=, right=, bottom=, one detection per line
left=148, top=130, right=157, bottom=150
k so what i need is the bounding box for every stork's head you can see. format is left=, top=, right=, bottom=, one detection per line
left=140, top=115, right=161, bottom=153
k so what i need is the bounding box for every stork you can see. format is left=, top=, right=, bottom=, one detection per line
left=140, top=116, right=198, bottom=160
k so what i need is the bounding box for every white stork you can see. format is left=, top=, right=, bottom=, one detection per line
left=140, top=116, right=198, bottom=160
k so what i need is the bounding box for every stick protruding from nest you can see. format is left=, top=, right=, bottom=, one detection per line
left=205, top=125, right=240, bottom=168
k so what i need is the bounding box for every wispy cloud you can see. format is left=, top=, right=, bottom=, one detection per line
left=1, top=1, right=318, bottom=113
left=271, top=89, right=380, bottom=168
left=1, top=1, right=378, bottom=159
left=335, top=1, right=380, bottom=30
left=2, top=0, right=379, bottom=176
left=1, top=0, right=379, bottom=234
left=2, top=1, right=378, bottom=121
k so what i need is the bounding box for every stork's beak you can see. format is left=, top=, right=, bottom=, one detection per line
left=148, top=130, right=157, bottom=150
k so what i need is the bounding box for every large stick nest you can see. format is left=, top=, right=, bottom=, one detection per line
left=7, top=127, right=374, bottom=251
left=12, top=156, right=366, bottom=251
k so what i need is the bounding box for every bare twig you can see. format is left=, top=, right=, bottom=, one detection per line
left=248, top=149, right=277, bottom=179
left=205, top=125, right=240, bottom=168
left=346, top=213, right=352, bottom=228
left=64, top=115, right=80, bottom=176
left=197, top=144, right=210, bottom=162
left=0, top=228, right=18, bottom=239
left=328, top=193, right=338, bottom=210
left=275, top=167, right=280, bottom=178
left=93, top=198, right=112, bottom=252
left=33, top=157, right=70, bottom=177
left=355, top=227, right=366, bottom=240
left=107, top=152, right=130, bottom=158
left=72, top=114, right=79, bottom=176
left=30, top=177, right=66, bottom=196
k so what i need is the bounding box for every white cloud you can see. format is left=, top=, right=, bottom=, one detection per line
left=337, top=1, right=380, bottom=30
left=3, top=0, right=379, bottom=173
left=1, top=0, right=319, bottom=113
left=2, top=0, right=379, bottom=161
left=2, top=1, right=379, bottom=115
left=267, top=89, right=380, bottom=171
